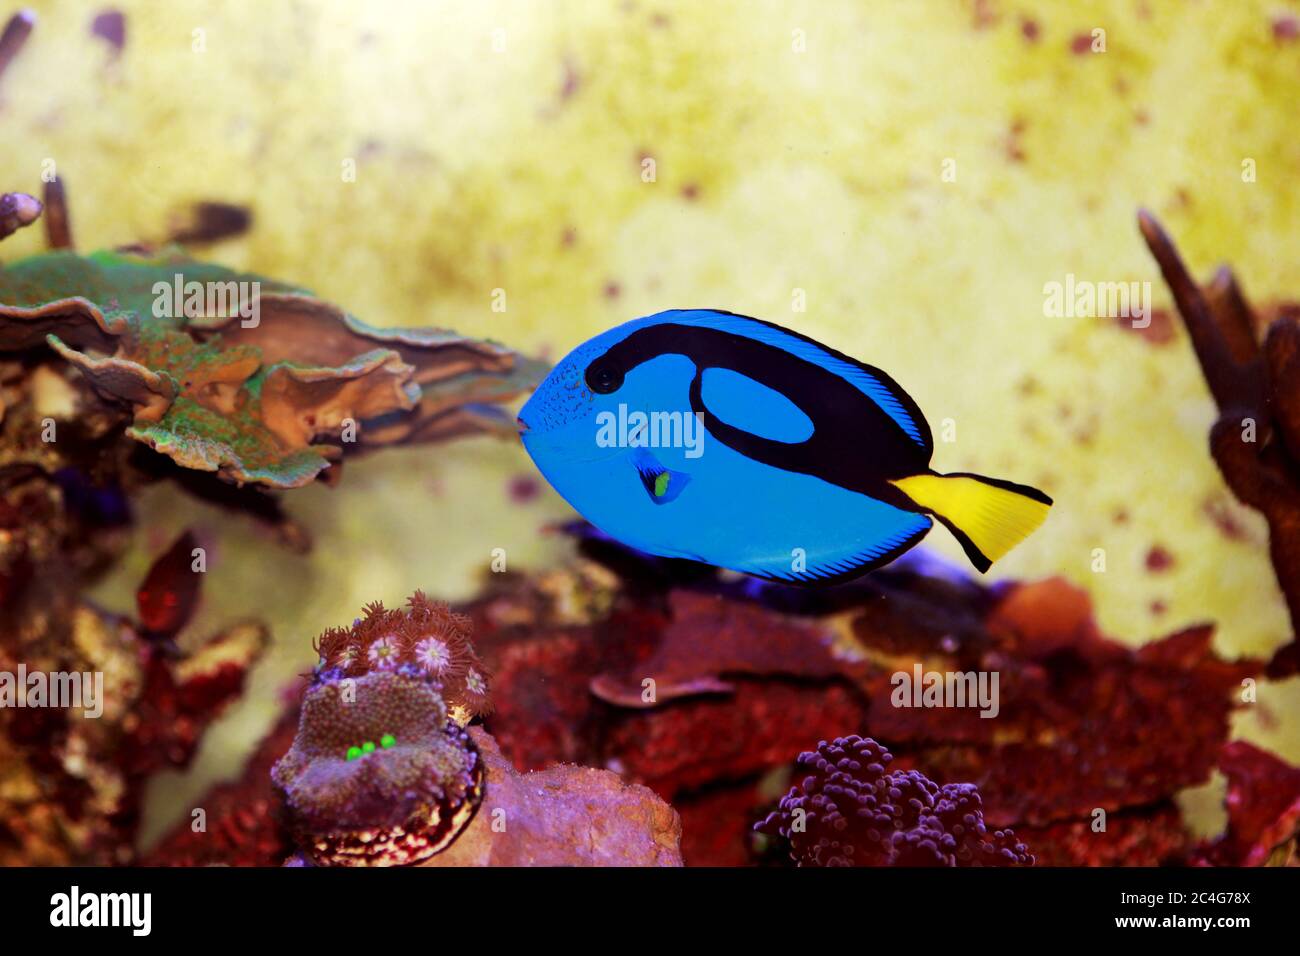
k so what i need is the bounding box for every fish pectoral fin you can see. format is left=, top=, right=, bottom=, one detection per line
left=631, top=451, right=690, bottom=504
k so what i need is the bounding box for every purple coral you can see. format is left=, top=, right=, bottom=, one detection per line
left=755, top=735, right=1033, bottom=867
left=271, top=669, right=483, bottom=866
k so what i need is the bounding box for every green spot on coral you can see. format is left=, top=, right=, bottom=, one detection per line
left=361, top=740, right=376, bottom=754
left=380, top=733, right=396, bottom=749
left=345, top=746, right=362, bottom=761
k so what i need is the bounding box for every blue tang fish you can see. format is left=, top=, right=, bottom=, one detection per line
left=518, top=309, right=1051, bottom=585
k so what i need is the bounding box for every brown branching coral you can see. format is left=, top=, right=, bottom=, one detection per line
left=0, top=601, right=268, bottom=866
left=1139, top=211, right=1300, bottom=677
left=41, top=177, right=72, bottom=251
left=313, top=591, right=492, bottom=724
left=0, top=10, right=34, bottom=90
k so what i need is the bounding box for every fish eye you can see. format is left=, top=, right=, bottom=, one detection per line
left=585, top=360, right=623, bottom=394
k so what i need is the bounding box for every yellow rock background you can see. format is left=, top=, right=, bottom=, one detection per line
left=2, top=0, right=1298, bottom=846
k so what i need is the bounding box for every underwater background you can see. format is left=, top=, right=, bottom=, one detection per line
left=1, top=0, right=1299, bottom=864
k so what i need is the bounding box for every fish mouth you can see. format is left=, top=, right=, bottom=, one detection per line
left=515, top=416, right=530, bottom=435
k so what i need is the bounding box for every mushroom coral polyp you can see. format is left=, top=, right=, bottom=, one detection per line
left=272, top=669, right=483, bottom=867
left=272, top=593, right=494, bottom=866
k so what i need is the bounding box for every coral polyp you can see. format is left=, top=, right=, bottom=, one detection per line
left=755, top=735, right=1033, bottom=867
left=271, top=669, right=483, bottom=867
left=313, top=591, right=491, bottom=724
left=344, top=735, right=396, bottom=760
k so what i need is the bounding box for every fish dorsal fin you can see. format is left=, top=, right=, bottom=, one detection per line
left=652, top=310, right=931, bottom=451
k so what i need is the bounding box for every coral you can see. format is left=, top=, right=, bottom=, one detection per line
left=0, top=249, right=541, bottom=488
left=0, top=11, right=33, bottom=90
left=141, top=536, right=1289, bottom=869
left=1140, top=212, right=1300, bottom=677
left=135, top=529, right=203, bottom=638
left=455, top=528, right=1264, bottom=866
left=150, top=686, right=685, bottom=869
left=754, top=736, right=1033, bottom=867
left=1014, top=804, right=1190, bottom=867
left=418, top=727, right=682, bottom=867
left=0, top=603, right=267, bottom=865
left=1193, top=741, right=1300, bottom=866
left=272, top=668, right=483, bottom=866
left=589, top=589, right=849, bottom=706
left=0, top=425, right=265, bottom=866
left=0, top=192, right=40, bottom=243
left=0, top=176, right=533, bottom=866
left=869, top=581, right=1257, bottom=827
left=142, top=704, right=300, bottom=867
left=190, top=299, right=547, bottom=448
left=313, top=591, right=492, bottom=724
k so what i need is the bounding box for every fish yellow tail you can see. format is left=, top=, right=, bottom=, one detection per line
left=890, top=472, right=1052, bottom=573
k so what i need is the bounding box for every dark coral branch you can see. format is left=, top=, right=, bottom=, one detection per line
left=41, top=176, right=73, bottom=250
left=1137, top=210, right=1262, bottom=414
left=1139, top=211, right=1300, bottom=676
left=167, top=201, right=252, bottom=245
left=1264, top=317, right=1300, bottom=464
left=0, top=9, right=34, bottom=85
left=1207, top=266, right=1265, bottom=365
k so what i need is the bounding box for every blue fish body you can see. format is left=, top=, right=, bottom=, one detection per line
left=519, top=310, right=1050, bottom=585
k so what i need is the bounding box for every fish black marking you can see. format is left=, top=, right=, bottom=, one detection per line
left=595, top=319, right=932, bottom=511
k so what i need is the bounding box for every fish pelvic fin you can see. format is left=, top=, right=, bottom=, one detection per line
left=889, top=472, right=1052, bottom=573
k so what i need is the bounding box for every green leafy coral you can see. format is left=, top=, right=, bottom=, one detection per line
left=0, top=250, right=541, bottom=487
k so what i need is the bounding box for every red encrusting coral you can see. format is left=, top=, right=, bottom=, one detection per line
left=1192, top=741, right=1300, bottom=866
left=142, top=535, right=1291, bottom=869
left=457, top=529, right=1266, bottom=866
left=754, top=735, right=1033, bottom=866
left=142, top=705, right=299, bottom=867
